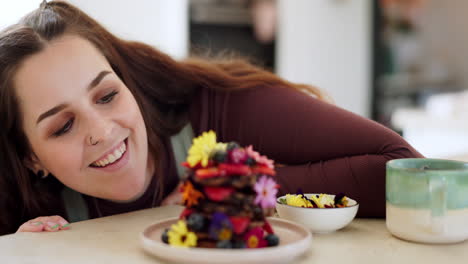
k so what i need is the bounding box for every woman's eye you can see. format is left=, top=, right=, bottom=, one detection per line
left=53, top=118, right=74, bottom=137
left=97, top=90, right=118, bottom=104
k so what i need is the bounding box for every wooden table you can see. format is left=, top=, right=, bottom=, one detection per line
left=1, top=205, right=467, bottom=264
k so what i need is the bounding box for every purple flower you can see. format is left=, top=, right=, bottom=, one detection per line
left=254, top=175, right=278, bottom=208
left=209, top=212, right=233, bottom=241
left=297, top=188, right=316, bottom=207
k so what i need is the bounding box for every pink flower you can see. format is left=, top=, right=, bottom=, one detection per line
left=245, top=146, right=274, bottom=169
left=229, top=148, right=248, bottom=164
left=243, top=227, right=267, bottom=248
left=254, top=175, right=278, bottom=208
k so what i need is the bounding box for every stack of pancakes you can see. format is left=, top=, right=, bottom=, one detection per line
left=164, top=136, right=280, bottom=249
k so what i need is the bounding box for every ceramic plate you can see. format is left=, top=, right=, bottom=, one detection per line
left=140, top=217, right=312, bottom=264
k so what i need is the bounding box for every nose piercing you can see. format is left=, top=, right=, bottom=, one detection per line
left=90, top=136, right=99, bottom=146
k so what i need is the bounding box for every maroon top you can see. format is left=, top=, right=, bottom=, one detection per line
left=87, top=86, right=423, bottom=219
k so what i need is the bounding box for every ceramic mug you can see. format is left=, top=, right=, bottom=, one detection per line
left=386, top=158, right=468, bottom=244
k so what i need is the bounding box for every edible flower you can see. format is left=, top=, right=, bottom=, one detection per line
left=334, top=193, right=349, bottom=207
left=254, top=175, right=278, bottom=208
left=209, top=212, right=233, bottom=241
left=181, top=181, right=204, bottom=207
left=310, top=193, right=335, bottom=208
left=284, top=194, right=313, bottom=208
left=245, top=145, right=274, bottom=169
left=229, top=148, right=248, bottom=164
left=187, top=131, right=227, bottom=167
left=168, top=220, right=197, bottom=247
left=243, top=227, right=267, bottom=248
left=280, top=193, right=350, bottom=208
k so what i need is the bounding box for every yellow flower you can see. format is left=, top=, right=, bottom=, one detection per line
left=310, top=194, right=335, bottom=208
left=247, top=235, right=259, bottom=248
left=285, top=194, right=312, bottom=208
left=168, top=220, right=197, bottom=247
left=336, top=196, right=349, bottom=208
left=187, top=131, right=226, bottom=167
left=218, top=228, right=232, bottom=240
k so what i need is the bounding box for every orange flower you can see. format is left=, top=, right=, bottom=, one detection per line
left=180, top=181, right=204, bottom=207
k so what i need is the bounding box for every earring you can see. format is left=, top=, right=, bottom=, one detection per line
left=36, top=170, right=48, bottom=179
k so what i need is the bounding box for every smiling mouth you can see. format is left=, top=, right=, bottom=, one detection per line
left=90, top=138, right=128, bottom=168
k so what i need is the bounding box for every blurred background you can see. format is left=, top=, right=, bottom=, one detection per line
left=1, top=0, right=468, bottom=160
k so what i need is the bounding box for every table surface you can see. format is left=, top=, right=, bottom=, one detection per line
left=1, top=205, right=467, bottom=264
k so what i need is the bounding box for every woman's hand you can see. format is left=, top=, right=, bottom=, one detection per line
left=160, top=182, right=183, bottom=206
left=16, top=215, right=70, bottom=233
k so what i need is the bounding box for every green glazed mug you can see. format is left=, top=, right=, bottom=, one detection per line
left=386, top=158, right=468, bottom=244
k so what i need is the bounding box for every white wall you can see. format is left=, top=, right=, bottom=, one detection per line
left=418, top=0, right=468, bottom=89
left=276, top=0, right=372, bottom=117
left=0, top=1, right=40, bottom=30
left=68, top=0, right=189, bottom=59
left=0, top=1, right=189, bottom=59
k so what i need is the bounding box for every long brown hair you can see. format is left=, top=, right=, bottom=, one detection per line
left=0, top=1, right=325, bottom=235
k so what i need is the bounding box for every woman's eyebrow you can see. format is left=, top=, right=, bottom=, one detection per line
left=87, top=70, right=111, bottom=92
left=36, top=103, right=68, bottom=125
left=36, top=70, right=112, bottom=125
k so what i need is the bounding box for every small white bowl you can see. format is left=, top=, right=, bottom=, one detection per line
left=275, top=193, right=359, bottom=234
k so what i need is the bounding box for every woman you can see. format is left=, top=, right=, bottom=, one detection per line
left=0, top=1, right=422, bottom=235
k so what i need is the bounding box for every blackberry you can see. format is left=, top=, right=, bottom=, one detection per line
left=227, top=142, right=240, bottom=151
left=212, top=150, right=228, bottom=163
left=246, top=157, right=256, bottom=166
left=232, top=240, right=246, bottom=248
left=161, top=228, right=170, bottom=244
left=187, top=213, right=205, bottom=231
left=216, top=240, right=233, bottom=248
left=265, top=234, right=279, bottom=246
left=226, top=206, right=240, bottom=216
left=253, top=206, right=263, bottom=219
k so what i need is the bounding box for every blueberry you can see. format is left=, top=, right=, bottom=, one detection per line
left=227, top=142, right=240, bottom=151
left=216, top=240, right=233, bottom=248
left=161, top=228, right=170, bottom=244
left=265, top=234, right=279, bottom=246
left=187, top=213, right=205, bottom=231
left=232, top=240, right=246, bottom=248
left=253, top=207, right=263, bottom=219
left=246, top=157, right=256, bottom=166
left=213, top=151, right=228, bottom=163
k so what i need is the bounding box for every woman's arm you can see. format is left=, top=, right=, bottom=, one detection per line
left=191, top=86, right=423, bottom=218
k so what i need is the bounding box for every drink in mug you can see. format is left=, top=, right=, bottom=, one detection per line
left=386, top=158, right=468, bottom=244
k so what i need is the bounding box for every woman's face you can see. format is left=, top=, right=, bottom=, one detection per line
left=15, top=35, right=152, bottom=201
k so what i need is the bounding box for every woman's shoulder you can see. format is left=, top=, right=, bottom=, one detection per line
left=189, top=85, right=316, bottom=135
left=192, top=85, right=306, bottom=106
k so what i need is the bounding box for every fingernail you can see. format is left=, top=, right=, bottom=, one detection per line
left=31, top=221, right=43, bottom=226
left=61, top=223, right=71, bottom=229
left=48, top=222, right=59, bottom=229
